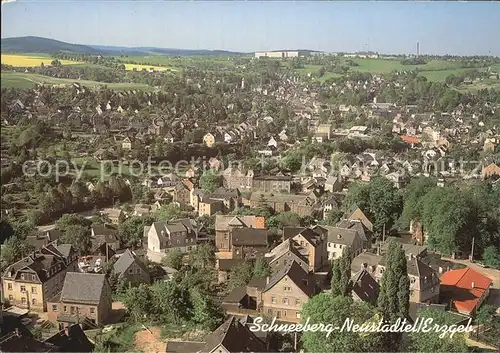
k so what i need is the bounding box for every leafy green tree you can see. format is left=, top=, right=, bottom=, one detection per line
left=227, top=261, right=254, bottom=291
left=476, top=304, right=496, bottom=337
left=377, top=240, right=410, bottom=351
left=254, top=256, right=272, bottom=277
left=0, top=236, right=35, bottom=267
left=56, top=214, right=92, bottom=232
left=163, top=248, right=183, bottom=270
left=282, top=152, right=303, bottom=172
left=409, top=308, right=468, bottom=352
left=482, top=246, right=500, bottom=269
left=188, top=243, right=216, bottom=270
left=119, top=216, right=154, bottom=249
left=301, top=294, right=382, bottom=352
left=60, top=225, right=92, bottom=255
left=367, top=177, right=403, bottom=234
left=122, top=284, right=154, bottom=322
left=398, top=176, right=437, bottom=229
left=190, top=287, right=224, bottom=330
left=331, top=247, right=352, bottom=297
left=154, top=204, right=187, bottom=222
left=199, top=170, right=222, bottom=193
left=152, top=280, right=192, bottom=324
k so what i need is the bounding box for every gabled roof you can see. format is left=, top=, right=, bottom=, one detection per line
left=113, top=249, right=149, bottom=277
left=60, top=273, right=108, bottom=305
left=231, top=228, right=268, bottom=247
left=263, top=261, right=315, bottom=297
left=440, top=267, right=493, bottom=314
left=202, top=316, right=267, bottom=352
left=351, top=269, right=380, bottom=305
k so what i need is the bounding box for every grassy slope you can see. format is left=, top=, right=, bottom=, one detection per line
left=1, top=71, right=153, bottom=91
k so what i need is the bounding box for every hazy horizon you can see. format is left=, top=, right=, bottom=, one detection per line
left=2, top=1, right=500, bottom=56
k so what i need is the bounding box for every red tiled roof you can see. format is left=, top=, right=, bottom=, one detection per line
left=400, top=135, right=420, bottom=145
left=440, top=267, right=493, bottom=314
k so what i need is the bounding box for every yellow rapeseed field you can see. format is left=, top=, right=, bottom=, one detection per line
left=1, top=54, right=82, bottom=67
left=123, top=63, right=173, bottom=72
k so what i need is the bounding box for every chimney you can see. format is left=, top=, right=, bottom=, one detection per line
left=15, top=328, right=20, bottom=337
left=361, top=262, right=367, bottom=271
left=266, top=276, right=270, bottom=285
left=471, top=281, right=475, bottom=289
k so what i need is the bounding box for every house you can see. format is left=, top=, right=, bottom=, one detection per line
left=483, top=138, right=497, bottom=152
left=216, top=258, right=246, bottom=284
left=375, top=257, right=440, bottom=304
left=121, top=137, right=133, bottom=150
left=215, top=215, right=265, bottom=251
left=287, top=227, right=328, bottom=272
left=113, top=249, right=151, bottom=285
left=324, top=226, right=364, bottom=260
left=249, top=192, right=320, bottom=218
left=381, top=237, right=427, bottom=259
left=46, top=273, right=112, bottom=329
left=336, top=219, right=372, bottom=249
left=78, top=242, right=115, bottom=273
left=440, top=267, right=493, bottom=316
left=198, top=197, right=224, bottom=217
left=252, top=175, right=292, bottom=193
left=262, top=261, right=318, bottom=323
left=230, top=228, right=268, bottom=260
left=316, top=124, right=333, bottom=140
left=91, top=224, right=120, bottom=250
left=133, top=204, right=151, bottom=217
left=342, top=205, right=374, bottom=232
left=324, top=175, right=343, bottom=192
left=222, top=167, right=254, bottom=190
left=100, top=208, right=125, bottom=225
left=351, top=269, right=380, bottom=306
left=482, top=163, right=500, bottom=180
left=172, top=181, right=192, bottom=206
left=165, top=316, right=267, bottom=353
left=2, top=243, right=78, bottom=312
left=26, top=230, right=62, bottom=249
left=264, top=239, right=310, bottom=275
left=267, top=136, right=278, bottom=148
left=145, top=218, right=206, bottom=263
left=351, top=251, right=383, bottom=276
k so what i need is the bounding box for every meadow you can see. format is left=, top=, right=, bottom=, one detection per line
left=1, top=71, right=153, bottom=91
left=123, top=62, right=176, bottom=72
left=1, top=54, right=83, bottom=67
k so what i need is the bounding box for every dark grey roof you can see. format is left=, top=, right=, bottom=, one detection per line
left=222, top=286, right=247, bottom=304
left=165, top=341, right=205, bottom=353
left=351, top=252, right=383, bottom=274
left=218, top=259, right=245, bottom=271
left=351, top=269, right=380, bottom=305
left=231, top=228, right=268, bottom=247
left=323, top=226, right=359, bottom=246
left=264, top=261, right=315, bottom=297
left=60, top=273, right=107, bottom=305
left=113, top=249, right=149, bottom=277
left=202, top=317, right=267, bottom=352
left=91, top=224, right=118, bottom=236
left=283, top=227, right=303, bottom=240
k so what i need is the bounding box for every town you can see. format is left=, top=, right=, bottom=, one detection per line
left=1, top=2, right=500, bottom=353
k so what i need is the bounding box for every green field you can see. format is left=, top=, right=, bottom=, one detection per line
left=1, top=72, right=153, bottom=91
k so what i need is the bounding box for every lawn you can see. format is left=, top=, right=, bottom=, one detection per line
left=1, top=72, right=153, bottom=91
left=1, top=54, right=83, bottom=67
left=123, top=62, right=177, bottom=72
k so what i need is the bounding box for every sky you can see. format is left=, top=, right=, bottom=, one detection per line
left=2, top=0, right=500, bottom=56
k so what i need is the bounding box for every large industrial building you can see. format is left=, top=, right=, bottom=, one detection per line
left=255, top=51, right=304, bottom=58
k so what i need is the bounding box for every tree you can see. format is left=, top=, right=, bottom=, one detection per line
left=476, top=304, right=496, bottom=337
left=398, top=176, right=437, bottom=229
left=409, top=308, right=468, bottom=352
left=152, top=280, right=192, bottom=324
left=282, top=152, right=303, bottom=172
left=367, top=177, right=403, bottom=234
left=188, top=243, right=216, bottom=270
left=0, top=236, right=34, bottom=267
left=122, top=284, right=154, bottom=322
left=330, top=247, right=352, bottom=297
left=482, top=246, right=500, bottom=269
left=301, top=294, right=382, bottom=352
left=60, top=225, right=92, bottom=255
left=227, top=261, right=254, bottom=291
left=119, top=216, right=154, bottom=249
left=199, top=170, right=222, bottom=193
left=154, top=204, right=186, bottom=222
left=377, top=240, right=410, bottom=351
left=254, top=256, right=271, bottom=277
left=163, top=248, right=183, bottom=270
left=56, top=214, right=92, bottom=233
left=190, top=287, right=224, bottom=330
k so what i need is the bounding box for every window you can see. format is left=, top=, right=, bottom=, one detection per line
left=295, top=299, right=301, bottom=305
left=90, top=308, right=95, bottom=314
left=52, top=305, right=58, bottom=312
left=271, top=296, right=276, bottom=304
left=7, top=283, right=12, bottom=290
left=283, top=310, right=287, bottom=317
left=284, top=286, right=291, bottom=292
left=187, top=246, right=192, bottom=251
left=21, top=274, right=25, bottom=280
left=20, top=286, right=26, bottom=293
left=268, top=309, right=272, bottom=314
left=31, top=287, right=37, bottom=294
left=21, top=297, right=26, bottom=304
left=32, top=275, right=36, bottom=281
left=136, top=268, right=141, bottom=274
left=283, top=298, right=289, bottom=305
left=331, top=253, right=336, bottom=258
left=128, top=268, right=133, bottom=274
left=32, top=298, right=36, bottom=305
left=8, top=295, right=13, bottom=301
left=296, top=312, right=301, bottom=319
left=64, top=306, right=67, bottom=312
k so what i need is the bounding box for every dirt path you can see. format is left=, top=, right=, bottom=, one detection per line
left=134, top=326, right=166, bottom=353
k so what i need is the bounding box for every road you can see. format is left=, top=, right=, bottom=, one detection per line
left=36, top=210, right=94, bottom=232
